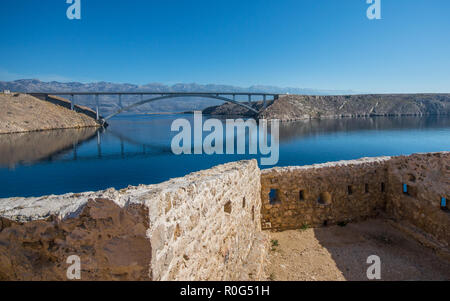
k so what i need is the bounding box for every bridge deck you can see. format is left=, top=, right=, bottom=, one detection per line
left=29, top=92, right=280, bottom=96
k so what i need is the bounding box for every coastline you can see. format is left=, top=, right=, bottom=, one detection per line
left=0, top=92, right=102, bottom=135
left=202, top=94, right=450, bottom=122
left=2, top=92, right=449, bottom=133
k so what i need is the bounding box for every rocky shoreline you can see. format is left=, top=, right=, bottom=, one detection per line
left=0, top=92, right=101, bottom=134
left=203, top=94, right=450, bottom=122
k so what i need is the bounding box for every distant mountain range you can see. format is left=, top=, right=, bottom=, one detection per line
left=0, top=79, right=356, bottom=114
left=0, top=79, right=356, bottom=95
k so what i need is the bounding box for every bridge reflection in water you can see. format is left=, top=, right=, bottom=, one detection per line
left=0, top=127, right=175, bottom=168
left=90, top=128, right=173, bottom=161
left=0, top=127, right=98, bottom=168
left=1, top=115, right=450, bottom=198
left=2, top=115, right=449, bottom=169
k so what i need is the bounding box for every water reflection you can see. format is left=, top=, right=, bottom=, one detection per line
left=1, top=115, right=449, bottom=168
left=0, top=115, right=449, bottom=198
left=278, top=116, right=450, bottom=142
left=0, top=127, right=98, bottom=168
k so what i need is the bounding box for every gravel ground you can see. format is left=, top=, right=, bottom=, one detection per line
left=266, top=219, right=450, bottom=281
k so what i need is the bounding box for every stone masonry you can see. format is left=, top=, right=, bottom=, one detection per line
left=261, top=152, right=449, bottom=253
left=260, top=157, right=390, bottom=230
left=0, top=160, right=268, bottom=280
left=0, top=152, right=448, bottom=280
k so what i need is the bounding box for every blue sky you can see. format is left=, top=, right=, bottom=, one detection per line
left=0, top=0, right=449, bottom=93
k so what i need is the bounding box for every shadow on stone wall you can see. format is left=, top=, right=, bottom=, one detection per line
left=262, top=152, right=450, bottom=279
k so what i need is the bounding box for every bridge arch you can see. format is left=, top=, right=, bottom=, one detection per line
left=103, top=94, right=260, bottom=121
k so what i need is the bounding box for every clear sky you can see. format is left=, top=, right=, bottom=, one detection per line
left=0, top=0, right=449, bottom=93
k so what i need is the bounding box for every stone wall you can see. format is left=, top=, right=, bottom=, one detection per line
left=145, top=159, right=267, bottom=281
left=386, top=152, right=450, bottom=248
left=260, top=157, right=390, bottom=230
left=0, top=160, right=268, bottom=281
left=0, top=152, right=448, bottom=280
left=260, top=152, right=450, bottom=253
left=0, top=197, right=150, bottom=280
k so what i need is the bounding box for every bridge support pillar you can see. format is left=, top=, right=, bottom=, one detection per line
left=97, top=131, right=102, bottom=158
left=119, top=94, right=123, bottom=108
left=263, top=95, right=267, bottom=109
left=95, top=94, right=100, bottom=120
left=73, top=142, right=77, bottom=160
left=70, top=94, right=75, bottom=110
left=248, top=94, right=251, bottom=105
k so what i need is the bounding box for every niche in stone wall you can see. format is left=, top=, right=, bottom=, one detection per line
left=317, top=192, right=331, bottom=205
left=441, top=197, right=448, bottom=211
left=402, top=183, right=417, bottom=197
left=269, top=189, right=281, bottom=205
left=299, top=190, right=306, bottom=201
left=224, top=201, right=232, bottom=214
left=348, top=185, right=353, bottom=195
left=403, top=183, right=409, bottom=195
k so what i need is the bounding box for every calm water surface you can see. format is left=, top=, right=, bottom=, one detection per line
left=1, top=115, right=449, bottom=198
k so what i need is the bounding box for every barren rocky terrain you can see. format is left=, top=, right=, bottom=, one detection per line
left=0, top=93, right=100, bottom=134
left=204, top=94, right=450, bottom=121
left=202, top=100, right=274, bottom=117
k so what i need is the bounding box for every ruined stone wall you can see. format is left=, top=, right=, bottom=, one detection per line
left=0, top=197, right=150, bottom=281
left=0, top=160, right=268, bottom=281
left=1, top=153, right=448, bottom=280
left=260, top=157, right=391, bottom=230
left=146, top=159, right=268, bottom=281
left=386, top=152, right=450, bottom=248
left=260, top=152, right=450, bottom=254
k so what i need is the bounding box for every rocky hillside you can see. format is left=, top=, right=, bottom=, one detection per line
left=204, top=94, right=450, bottom=121
left=202, top=100, right=274, bottom=117
left=0, top=93, right=100, bottom=134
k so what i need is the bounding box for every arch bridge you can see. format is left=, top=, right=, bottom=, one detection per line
left=29, top=92, right=280, bottom=123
